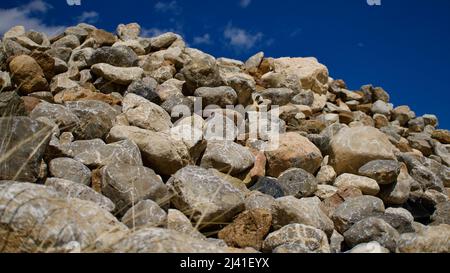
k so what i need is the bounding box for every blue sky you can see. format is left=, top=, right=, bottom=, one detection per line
left=1, top=0, right=450, bottom=128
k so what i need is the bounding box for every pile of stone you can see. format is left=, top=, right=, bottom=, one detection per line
left=0, top=23, right=449, bottom=253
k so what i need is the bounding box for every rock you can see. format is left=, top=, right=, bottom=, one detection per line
left=262, top=224, right=330, bottom=253
left=244, top=51, right=264, bottom=71
left=0, top=91, right=26, bottom=117
left=292, top=89, right=315, bottom=106
left=9, top=55, right=48, bottom=94
left=397, top=224, right=450, bottom=253
left=371, top=100, right=393, bottom=117
left=91, top=63, right=143, bottom=85
left=117, top=23, right=141, bottom=41
left=3, top=26, right=25, bottom=39
left=358, top=160, right=402, bottom=185
left=88, top=46, right=139, bottom=67
left=334, top=173, right=380, bottom=196
left=108, top=126, right=193, bottom=176
left=272, top=196, right=334, bottom=236
left=379, top=163, right=412, bottom=205
left=0, top=71, right=12, bottom=90
left=151, top=32, right=179, bottom=49
left=167, top=166, right=245, bottom=227
left=194, top=86, right=237, bottom=107
left=46, top=47, right=72, bottom=63
left=30, top=102, right=79, bottom=131
left=259, top=88, right=295, bottom=106
left=101, top=163, right=169, bottom=215
left=431, top=201, right=450, bottom=225
left=104, top=227, right=238, bottom=253
left=0, top=181, right=127, bottom=253
left=200, top=140, right=255, bottom=175
left=49, top=157, right=91, bottom=185
left=347, top=241, right=390, bottom=253
left=122, top=93, right=172, bottom=132
left=0, top=117, right=52, bottom=182
left=167, top=209, right=206, bottom=240
left=330, top=230, right=344, bottom=253
left=125, top=77, right=160, bottom=103
left=385, top=207, right=415, bottom=224
left=90, top=29, right=117, bottom=46
left=408, top=133, right=434, bottom=156
left=331, top=195, right=385, bottom=234
left=244, top=191, right=275, bottom=211
left=54, top=87, right=120, bottom=106
left=343, top=217, right=400, bottom=252
left=410, top=165, right=445, bottom=192
left=315, top=185, right=338, bottom=200
left=329, top=126, right=397, bottom=175
left=29, top=51, right=55, bottom=80
left=218, top=209, right=272, bottom=250
left=432, top=129, right=450, bottom=144
left=265, top=132, right=323, bottom=177
left=393, top=105, right=416, bottom=126
left=277, top=168, right=318, bottom=198
left=121, top=200, right=167, bottom=229
left=316, top=165, right=337, bottom=185
left=73, top=139, right=143, bottom=168
left=180, top=48, right=221, bottom=94
left=65, top=26, right=89, bottom=41
left=45, top=178, right=115, bottom=212
left=249, top=177, right=285, bottom=198
left=52, top=35, right=80, bottom=49
left=221, top=72, right=256, bottom=105
left=263, top=57, right=329, bottom=94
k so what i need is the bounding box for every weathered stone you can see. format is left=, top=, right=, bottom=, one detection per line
left=244, top=191, right=276, bottom=211
left=316, top=165, right=337, bottom=185
left=122, top=93, right=172, bottom=132
left=200, top=140, right=255, bottom=175
left=125, top=77, right=160, bottom=103
left=343, top=217, right=400, bottom=252
left=0, top=91, right=26, bottom=117
left=91, top=63, right=143, bottom=85
left=121, top=200, right=167, bottom=229
left=88, top=46, right=139, bottom=67
left=101, top=163, right=169, bottom=215
left=259, top=88, right=295, bottom=106
left=30, top=102, right=79, bottom=131
left=358, top=160, right=402, bottom=185
left=265, top=132, right=323, bottom=177
left=272, top=196, right=334, bottom=236
left=52, top=35, right=80, bottom=49
left=218, top=209, right=272, bottom=250
left=397, top=224, right=450, bottom=253
left=432, top=129, right=450, bottom=144
left=262, top=224, right=330, bottom=253
left=331, top=195, right=385, bottom=234
left=167, top=209, right=206, bottom=240
left=277, top=168, right=318, bottom=198
left=116, top=23, right=141, bottom=41
left=194, top=86, right=237, bottom=107
left=329, top=126, right=396, bottom=175
left=431, top=201, right=450, bottom=225
left=347, top=241, right=390, bottom=253
left=45, top=177, right=115, bottom=212
left=90, top=29, right=117, bottom=46
left=379, top=163, right=412, bottom=205
left=0, top=117, right=52, bottom=182
left=30, top=51, right=55, bottom=80
left=315, top=185, right=338, bottom=200
left=249, top=177, right=285, bottom=198
left=334, top=173, right=380, bottom=196
left=9, top=55, right=48, bottom=94
left=167, top=166, right=245, bottom=227
left=49, top=157, right=91, bottom=185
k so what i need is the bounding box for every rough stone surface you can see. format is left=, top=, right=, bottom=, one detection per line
left=9, top=55, right=48, bottom=94
left=49, top=157, right=91, bottom=185
left=358, top=160, right=402, bottom=185
left=334, top=173, right=380, bottom=196
left=277, top=168, right=318, bottom=198
left=121, top=200, right=167, bottom=229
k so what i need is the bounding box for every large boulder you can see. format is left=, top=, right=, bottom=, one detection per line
left=0, top=117, right=52, bottom=182
left=329, top=126, right=397, bottom=175
left=167, top=166, right=245, bottom=227
left=265, top=132, right=323, bottom=177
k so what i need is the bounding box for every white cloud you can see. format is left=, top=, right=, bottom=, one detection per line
left=0, top=0, right=65, bottom=36
left=77, top=11, right=99, bottom=24
left=239, top=0, right=252, bottom=8
left=224, top=24, right=263, bottom=51
left=193, top=34, right=212, bottom=45
left=154, top=1, right=182, bottom=14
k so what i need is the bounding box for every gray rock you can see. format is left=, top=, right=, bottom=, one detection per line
left=64, top=26, right=89, bottom=41
left=334, top=173, right=380, bottom=196
left=101, top=163, right=169, bottom=215
left=277, top=168, right=318, bottom=198
left=200, top=140, right=255, bottom=175
left=121, top=200, right=167, bottom=229
left=116, top=23, right=141, bottom=41
left=167, top=166, right=245, bottom=227
left=45, top=177, right=115, bottom=212
left=379, top=163, right=412, bottom=205
left=91, top=63, right=143, bottom=85
left=343, top=217, right=400, bottom=252
left=244, top=191, right=276, bottom=211
left=52, top=35, right=80, bottom=49
left=331, top=195, right=385, bottom=234
left=347, top=241, right=390, bottom=253
left=0, top=91, right=26, bottom=117
left=262, top=223, right=330, bottom=253
left=68, top=48, right=94, bottom=69
left=125, top=77, right=160, bottom=103
left=0, top=117, right=52, bottom=182
left=151, top=32, right=179, bottom=49
left=249, top=177, right=285, bottom=198
left=330, top=230, right=344, bottom=253
left=431, top=201, right=450, bottom=225
left=371, top=100, right=393, bottom=117
left=410, top=165, right=445, bottom=192
left=291, top=90, right=314, bottom=106
left=46, top=47, right=72, bottom=63
left=88, top=46, right=139, bottom=67
left=272, top=196, right=334, bottom=236
left=3, top=39, right=31, bottom=59
left=49, top=157, right=91, bottom=185
left=397, top=224, right=450, bottom=253
left=0, top=71, right=12, bottom=90
left=30, top=102, right=80, bottom=132
left=358, top=160, right=402, bottom=185
left=259, top=88, right=295, bottom=106
left=167, top=209, right=206, bottom=240
left=194, top=86, right=238, bottom=107
left=316, top=165, right=337, bottom=185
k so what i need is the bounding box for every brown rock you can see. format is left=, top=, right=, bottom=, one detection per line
left=54, top=87, right=121, bottom=105
left=90, top=29, right=117, bottom=46
left=432, top=129, right=450, bottom=144
left=22, top=96, right=41, bottom=114
left=9, top=55, right=49, bottom=94
left=265, top=132, right=323, bottom=177
left=218, top=209, right=272, bottom=250
left=30, top=51, right=55, bottom=80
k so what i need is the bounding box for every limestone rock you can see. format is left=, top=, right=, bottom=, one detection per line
left=49, top=157, right=91, bottom=185
left=91, top=63, right=143, bottom=85
left=121, top=200, right=167, bottom=229
left=334, top=173, right=380, bottom=196
left=9, top=55, right=48, bottom=94
left=277, top=168, right=318, bottom=198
